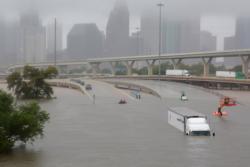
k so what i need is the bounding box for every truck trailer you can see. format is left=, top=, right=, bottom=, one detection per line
left=166, top=69, right=190, bottom=76
left=216, top=71, right=236, bottom=78
left=168, top=107, right=211, bottom=136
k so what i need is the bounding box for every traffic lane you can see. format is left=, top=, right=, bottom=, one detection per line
left=124, top=80, right=250, bottom=136
left=39, top=88, right=209, bottom=167
left=83, top=80, right=153, bottom=104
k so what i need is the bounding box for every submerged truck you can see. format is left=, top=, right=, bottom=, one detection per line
left=166, top=69, right=190, bottom=76
left=168, top=107, right=211, bottom=136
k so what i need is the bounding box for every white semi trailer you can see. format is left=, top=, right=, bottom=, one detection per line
left=216, top=71, right=236, bottom=78
left=166, top=69, right=190, bottom=76
left=168, top=107, right=211, bottom=136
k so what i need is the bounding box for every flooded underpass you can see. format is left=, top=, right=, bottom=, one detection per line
left=0, top=80, right=250, bottom=167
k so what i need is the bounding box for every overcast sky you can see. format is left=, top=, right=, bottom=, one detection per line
left=0, top=0, right=249, bottom=49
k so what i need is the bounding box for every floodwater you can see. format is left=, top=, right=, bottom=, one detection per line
left=0, top=80, right=250, bottom=167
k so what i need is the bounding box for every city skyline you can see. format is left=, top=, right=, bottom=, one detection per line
left=0, top=0, right=245, bottom=48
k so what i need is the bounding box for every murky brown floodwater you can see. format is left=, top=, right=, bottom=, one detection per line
left=1, top=80, right=250, bottom=167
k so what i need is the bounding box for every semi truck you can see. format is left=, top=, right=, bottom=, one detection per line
left=168, top=107, right=211, bottom=136
left=216, top=71, right=236, bottom=78
left=166, top=69, right=190, bottom=76
left=216, top=71, right=246, bottom=79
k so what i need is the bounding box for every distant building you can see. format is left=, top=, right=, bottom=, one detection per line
left=200, top=31, right=217, bottom=52
left=5, top=22, right=21, bottom=65
left=105, top=0, right=130, bottom=57
left=179, top=18, right=201, bottom=53
left=224, top=17, right=250, bottom=67
left=46, top=20, right=63, bottom=62
left=128, top=31, right=143, bottom=56
left=224, top=36, right=236, bottom=50
left=140, top=10, right=201, bottom=55
left=165, top=19, right=182, bottom=54
left=67, top=23, right=104, bottom=60
left=20, top=10, right=46, bottom=64
left=0, top=19, right=20, bottom=66
left=0, top=19, right=6, bottom=66
left=225, top=17, right=250, bottom=50
left=140, top=12, right=159, bottom=55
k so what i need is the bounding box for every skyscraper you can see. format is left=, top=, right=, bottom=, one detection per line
left=224, top=17, right=250, bottom=50
left=140, top=12, right=159, bottom=55
left=5, top=22, right=21, bottom=65
left=200, top=31, right=217, bottom=52
left=105, top=0, right=130, bottom=57
left=224, top=17, right=250, bottom=67
left=20, top=10, right=46, bottom=64
left=67, top=23, right=104, bottom=60
left=0, top=19, right=6, bottom=66
left=46, top=20, right=63, bottom=62
left=179, top=18, right=201, bottom=53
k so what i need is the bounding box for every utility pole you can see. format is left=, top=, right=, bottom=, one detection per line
left=54, top=18, right=57, bottom=67
left=157, top=3, right=164, bottom=78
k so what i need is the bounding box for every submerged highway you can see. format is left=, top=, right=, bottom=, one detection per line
left=0, top=79, right=250, bottom=167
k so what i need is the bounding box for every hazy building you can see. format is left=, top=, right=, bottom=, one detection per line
left=46, top=20, right=63, bottom=62
left=67, top=23, right=104, bottom=60
left=165, top=19, right=182, bottom=54
left=0, top=19, right=6, bottom=66
left=20, top=10, right=46, bottom=64
left=223, top=17, right=250, bottom=67
left=179, top=18, right=201, bottom=53
left=200, top=31, right=217, bottom=51
left=140, top=12, right=158, bottom=55
left=105, top=0, right=130, bottom=57
left=235, top=17, right=250, bottom=49
left=225, top=17, right=250, bottom=50
left=128, top=31, right=143, bottom=56
left=140, top=9, right=201, bottom=55
left=224, top=36, right=236, bottom=50
left=5, top=22, right=21, bottom=65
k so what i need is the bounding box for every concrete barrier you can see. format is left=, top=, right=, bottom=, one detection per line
left=102, top=80, right=161, bottom=98
left=47, top=80, right=86, bottom=95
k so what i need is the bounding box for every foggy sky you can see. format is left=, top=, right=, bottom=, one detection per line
left=0, top=0, right=249, bottom=49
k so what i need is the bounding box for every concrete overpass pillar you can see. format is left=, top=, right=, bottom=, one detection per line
left=202, top=57, right=212, bottom=77
left=146, top=60, right=156, bottom=75
left=241, top=56, right=250, bottom=78
left=171, top=59, right=182, bottom=69
left=109, top=62, right=117, bottom=76
left=90, top=62, right=101, bottom=76
left=125, top=61, right=135, bottom=76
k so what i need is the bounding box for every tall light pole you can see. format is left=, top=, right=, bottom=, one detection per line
left=54, top=18, right=57, bottom=67
left=136, top=27, right=140, bottom=72
left=136, top=27, right=140, bottom=56
left=157, top=3, right=164, bottom=78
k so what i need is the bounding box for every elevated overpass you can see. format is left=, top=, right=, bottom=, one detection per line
left=7, top=49, right=250, bottom=77
left=95, top=75, right=250, bottom=91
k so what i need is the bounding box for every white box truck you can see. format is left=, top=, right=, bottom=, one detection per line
left=166, top=69, right=190, bottom=76
left=216, top=71, right=236, bottom=78
left=168, top=107, right=211, bottom=136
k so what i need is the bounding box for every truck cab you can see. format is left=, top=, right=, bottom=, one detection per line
left=186, top=117, right=211, bottom=136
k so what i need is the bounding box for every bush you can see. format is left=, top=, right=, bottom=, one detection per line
left=0, top=90, right=49, bottom=153
left=7, top=66, right=58, bottom=99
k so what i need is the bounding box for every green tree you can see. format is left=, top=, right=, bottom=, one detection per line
left=0, top=90, right=49, bottom=153
left=7, top=66, right=58, bottom=99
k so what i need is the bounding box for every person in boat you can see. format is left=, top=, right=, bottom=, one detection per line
left=217, top=106, right=223, bottom=116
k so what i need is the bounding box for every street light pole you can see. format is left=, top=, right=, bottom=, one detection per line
left=54, top=18, right=57, bottom=67
left=136, top=27, right=140, bottom=56
left=157, top=3, right=164, bottom=79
